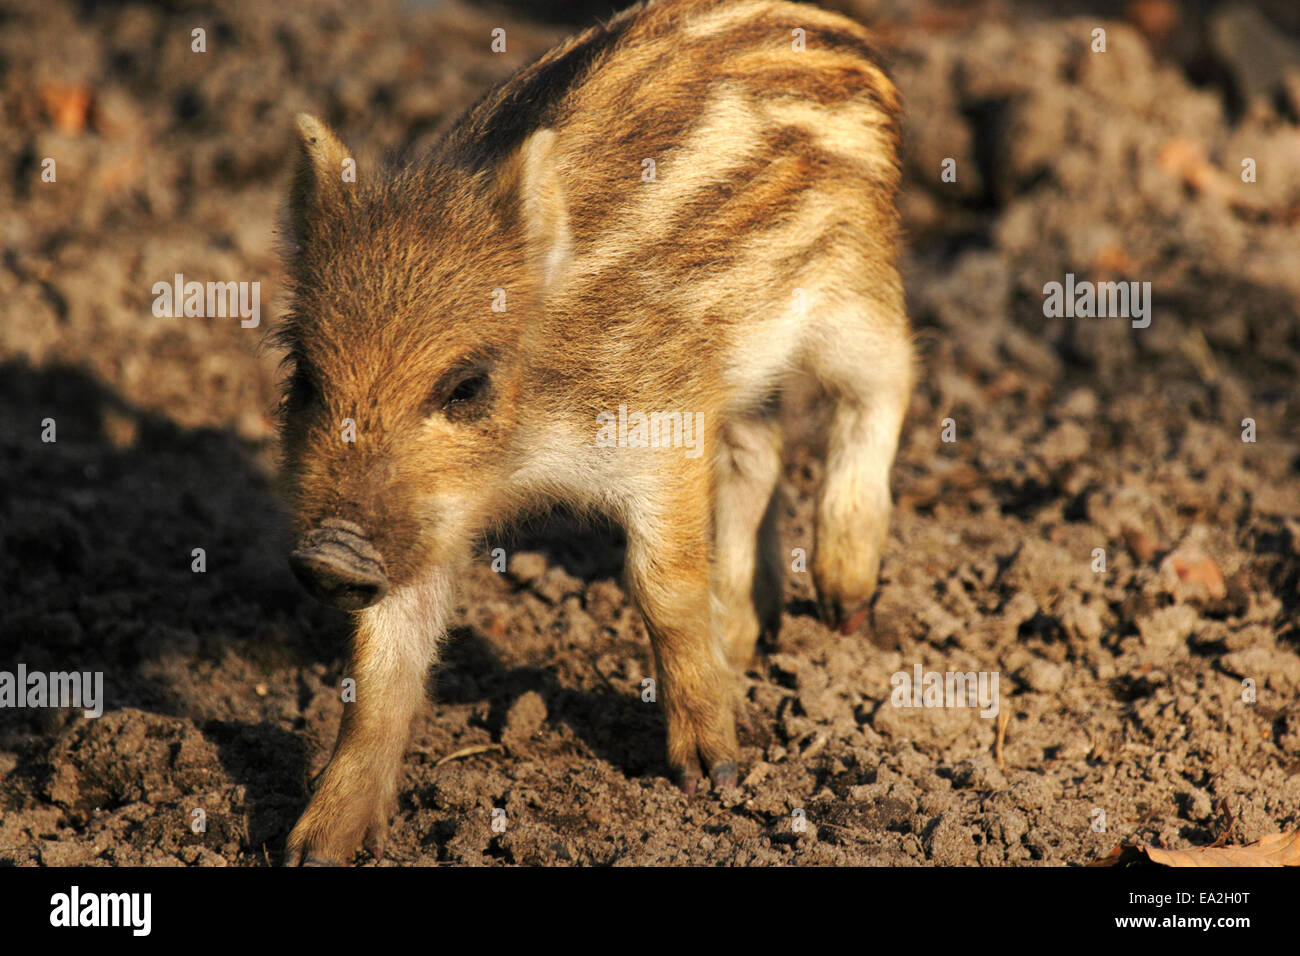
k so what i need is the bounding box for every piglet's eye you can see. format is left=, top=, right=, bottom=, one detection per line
left=445, top=373, right=488, bottom=407
left=429, top=368, right=491, bottom=422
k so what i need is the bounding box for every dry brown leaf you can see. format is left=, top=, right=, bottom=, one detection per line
left=1094, top=243, right=1139, bottom=276
left=982, top=369, right=1026, bottom=401
left=1127, top=0, right=1180, bottom=45
left=1178, top=327, right=1219, bottom=384
left=1091, top=830, right=1300, bottom=867
left=39, top=84, right=92, bottom=134
left=1172, top=555, right=1227, bottom=600
left=1155, top=137, right=1298, bottom=223
left=1157, top=138, right=1219, bottom=194
left=482, top=611, right=508, bottom=640
left=1209, top=799, right=1234, bottom=848
left=1123, top=527, right=1160, bottom=563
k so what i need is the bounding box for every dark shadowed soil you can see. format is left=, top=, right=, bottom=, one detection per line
left=1, top=0, right=1297, bottom=866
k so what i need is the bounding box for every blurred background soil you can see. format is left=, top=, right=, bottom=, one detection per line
left=0, top=0, right=1297, bottom=865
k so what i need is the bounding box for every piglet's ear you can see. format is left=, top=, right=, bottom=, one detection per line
left=289, top=113, right=356, bottom=241
left=514, top=128, right=571, bottom=290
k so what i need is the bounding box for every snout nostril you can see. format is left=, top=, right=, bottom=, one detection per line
left=288, top=536, right=390, bottom=611
left=343, top=581, right=384, bottom=605
left=322, top=579, right=386, bottom=611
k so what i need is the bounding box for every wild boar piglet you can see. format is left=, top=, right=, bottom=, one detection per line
left=278, top=0, right=913, bottom=865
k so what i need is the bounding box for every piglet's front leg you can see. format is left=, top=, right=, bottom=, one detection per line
left=285, top=571, right=451, bottom=866
left=623, top=461, right=739, bottom=794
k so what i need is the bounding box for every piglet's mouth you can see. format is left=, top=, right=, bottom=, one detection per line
left=288, top=517, right=389, bottom=611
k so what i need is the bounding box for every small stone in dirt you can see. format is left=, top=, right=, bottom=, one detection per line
left=501, top=691, right=548, bottom=752
left=1058, top=388, right=1097, bottom=419
left=717, top=784, right=747, bottom=809
left=1037, top=421, right=1090, bottom=467
left=1017, top=659, right=1064, bottom=694
left=1222, top=625, right=1273, bottom=652
left=1183, top=787, right=1213, bottom=821
left=39, top=840, right=84, bottom=867
left=1006, top=773, right=1059, bottom=811
left=1220, top=647, right=1300, bottom=687
left=583, top=580, right=625, bottom=622
left=1136, top=604, right=1198, bottom=650
left=919, top=791, right=954, bottom=815
left=1059, top=594, right=1104, bottom=642
left=993, top=809, right=1029, bottom=846
left=533, top=566, right=584, bottom=605
left=847, top=783, right=878, bottom=802
left=506, top=551, right=547, bottom=586
left=1056, top=727, right=1092, bottom=762
left=797, top=685, right=843, bottom=723
left=1001, top=590, right=1039, bottom=638
left=952, top=755, right=1007, bottom=791
left=922, top=812, right=977, bottom=864
left=178, top=845, right=203, bottom=865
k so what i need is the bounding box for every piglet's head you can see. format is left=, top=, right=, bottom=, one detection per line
left=275, top=114, right=570, bottom=609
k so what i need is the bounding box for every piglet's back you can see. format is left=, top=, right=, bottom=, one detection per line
left=441, top=0, right=901, bottom=238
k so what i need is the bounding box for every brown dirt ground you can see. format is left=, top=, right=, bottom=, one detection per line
left=1, top=0, right=1298, bottom=866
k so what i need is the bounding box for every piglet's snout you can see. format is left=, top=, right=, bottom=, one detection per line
left=288, top=518, right=389, bottom=611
